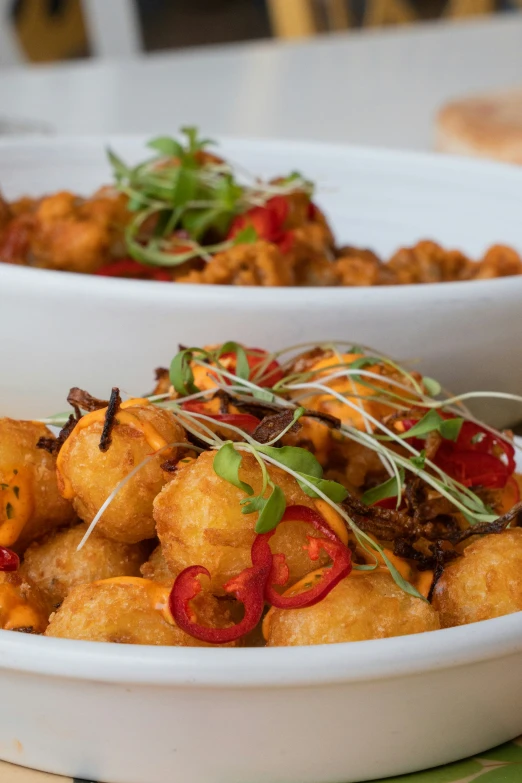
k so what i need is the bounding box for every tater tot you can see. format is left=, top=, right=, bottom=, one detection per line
left=154, top=450, right=332, bottom=594
left=0, top=418, right=75, bottom=550
left=140, top=545, right=175, bottom=584
left=0, top=572, right=49, bottom=633
left=56, top=402, right=186, bottom=543
left=266, top=570, right=440, bottom=646
left=432, top=529, right=522, bottom=627
left=20, top=524, right=149, bottom=613
left=45, top=579, right=235, bottom=646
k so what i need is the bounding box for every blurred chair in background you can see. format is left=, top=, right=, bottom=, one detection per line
left=266, top=0, right=509, bottom=35
left=0, top=0, right=516, bottom=66
left=0, top=0, right=142, bottom=64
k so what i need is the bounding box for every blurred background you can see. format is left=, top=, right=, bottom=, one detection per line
left=3, top=0, right=521, bottom=64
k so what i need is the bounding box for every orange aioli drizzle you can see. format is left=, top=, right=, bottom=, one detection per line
left=94, top=577, right=174, bottom=625
left=313, top=499, right=349, bottom=546
left=56, top=398, right=169, bottom=500
left=0, top=584, right=44, bottom=631
left=0, top=466, right=33, bottom=547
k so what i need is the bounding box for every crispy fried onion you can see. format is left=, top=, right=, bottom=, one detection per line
left=37, top=413, right=78, bottom=455
left=99, top=387, right=122, bottom=452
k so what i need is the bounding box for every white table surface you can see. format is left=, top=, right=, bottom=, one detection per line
left=0, top=14, right=521, bottom=150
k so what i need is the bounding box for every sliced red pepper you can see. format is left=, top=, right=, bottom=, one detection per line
left=169, top=557, right=271, bottom=644
left=228, top=196, right=292, bottom=251
left=255, top=505, right=352, bottom=610
left=399, top=414, right=515, bottom=490
left=181, top=401, right=261, bottom=434
left=95, top=259, right=171, bottom=282
left=0, top=547, right=19, bottom=572
left=169, top=503, right=351, bottom=643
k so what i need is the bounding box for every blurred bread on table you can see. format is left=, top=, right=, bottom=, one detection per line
left=436, top=88, right=522, bottom=164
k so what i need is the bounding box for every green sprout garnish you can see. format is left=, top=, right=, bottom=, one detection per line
left=107, top=127, right=313, bottom=268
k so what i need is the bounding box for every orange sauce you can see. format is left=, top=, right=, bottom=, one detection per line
left=94, top=576, right=174, bottom=625
left=0, top=583, right=43, bottom=631
left=0, top=466, right=33, bottom=547
left=313, top=499, right=349, bottom=545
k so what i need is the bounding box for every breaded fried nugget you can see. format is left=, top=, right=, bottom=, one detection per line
left=45, top=579, right=236, bottom=646
left=154, top=450, right=330, bottom=594
left=266, top=570, right=440, bottom=646
left=20, top=524, right=149, bottom=612
left=56, top=402, right=186, bottom=543
left=432, top=529, right=522, bottom=627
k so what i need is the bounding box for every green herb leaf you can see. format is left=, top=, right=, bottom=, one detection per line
left=396, top=410, right=463, bottom=443
left=169, top=349, right=200, bottom=396
left=147, top=136, right=184, bottom=158
left=409, top=450, right=426, bottom=471
left=213, top=443, right=254, bottom=496
left=257, top=445, right=323, bottom=479
left=298, top=474, right=349, bottom=503
left=399, top=409, right=442, bottom=439
left=219, top=342, right=250, bottom=381
left=422, top=376, right=441, bottom=397
left=13, top=486, right=19, bottom=499
left=439, top=417, right=463, bottom=442
left=362, top=470, right=405, bottom=506
left=255, top=485, right=286, bottom=533
left=0, top=483, right=8, bottom=490
left=181, top=126, right=215, bottom=153
left=252, top=389, right=276, bottom=402
left=240, top=495, right=267, bottom=515
left=232, top=225, right=259, bottom=245
left=5, top=503, right=13, bottom=520
left=107, top=148, right=131, bottom=181
left=348, top=356, right=380, bottom=370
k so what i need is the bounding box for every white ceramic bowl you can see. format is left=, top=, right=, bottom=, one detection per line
left=1, top=137, right=522, bottom=426
left=1, top=613, right=522, bottom=783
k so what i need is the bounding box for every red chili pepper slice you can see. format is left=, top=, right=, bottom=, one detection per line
left=228, top=196, right=291, bottom=249
left=181, top=401, right=261, bottom=434
left=169, top=558, right=271, bottom=644
left=169, top=504, right=351, bottom=643
left=95, top=259, right=171, bottom=282
left=0, top=547, right=19, bottom=572
left=255, top=505, right=352, bottom=610
left=400, top=415, right=515, bottom=490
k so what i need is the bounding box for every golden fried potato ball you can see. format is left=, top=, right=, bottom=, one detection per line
left=45, top=579, right=235, bottom=646
left=0, top=572, right=49, bottom=634
left=20, top=524, right=149, bottom=613
left=0, top=418, right=75, bottom=550
left=266, top=570, right=440, bottom=646
left=154, top=450, right=331, bottom=594
left=140, top=545, right=174, bottom=585
left=432, top=529, right=522, bottom=627
left=56, top=402, right=186, bottom=544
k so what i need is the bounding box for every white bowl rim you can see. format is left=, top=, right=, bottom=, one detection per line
left=1, top=611, right=521, bottom=688
left=2, top=133, right=522, bottom=300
